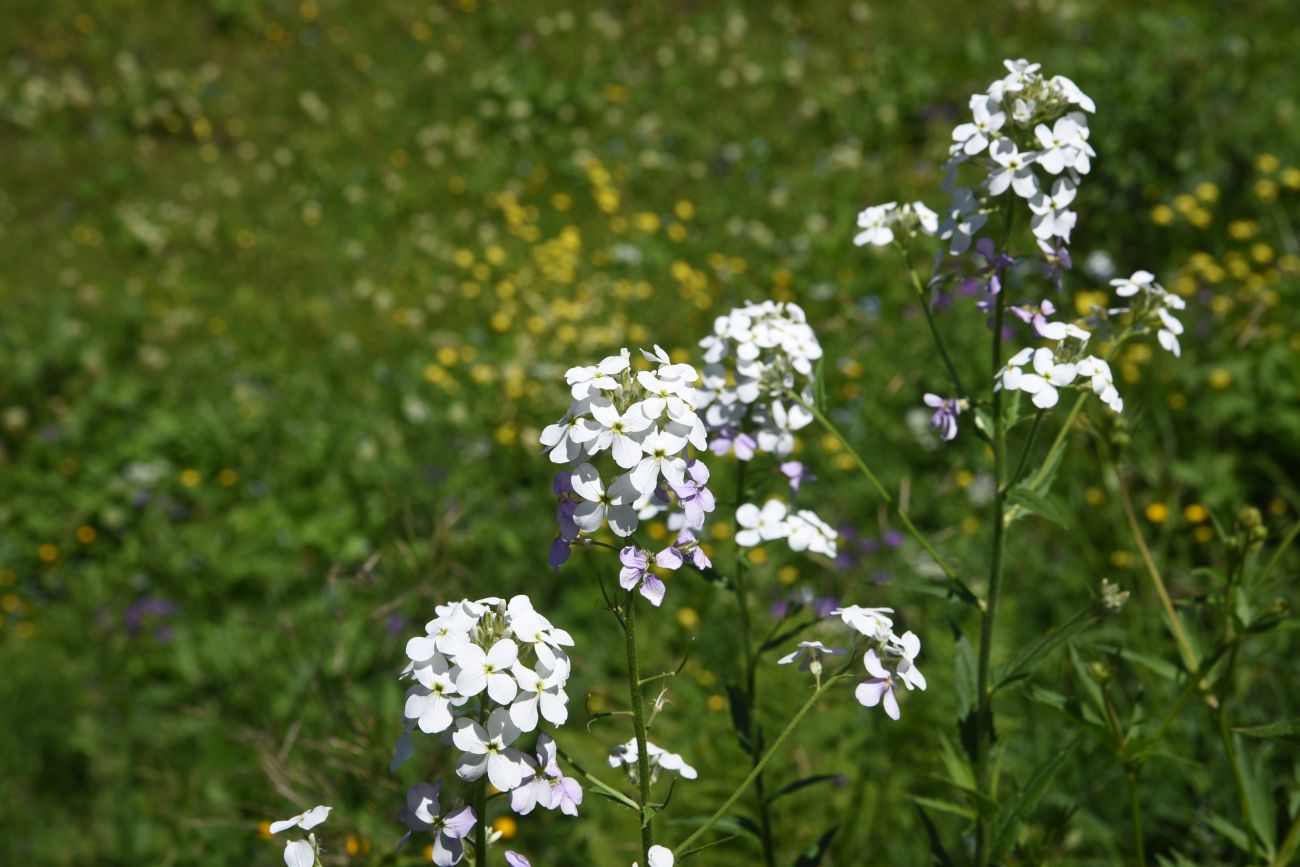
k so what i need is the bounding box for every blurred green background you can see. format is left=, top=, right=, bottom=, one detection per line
left=2, top=1, right=1298, bottom=864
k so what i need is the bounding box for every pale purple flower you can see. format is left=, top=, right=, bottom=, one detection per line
left=505, top=853, right=531, bottom=867
left=655, top=528, right=711, bottom=571
left=550, top=774, right=584, bottom=816
left=779, top=461, right=814, bottom=491
left=670, top=459, right=715, bottom=529
left=710, top=425, right=757, bottom=461
left=511, top=735, right=559, bottom=815
left=922, top=393, right=963, bottom=442
left=855, top=649, right=901, bottom=720
left=397, top=782, right=476, bottom=865
left=618, top=546, right=666, bottom=607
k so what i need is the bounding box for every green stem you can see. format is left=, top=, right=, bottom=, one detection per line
left=788, top=390, right=958, bottom=583
left=623, top=592, right=655, bottom=861
left=903, top=245, right=968, bottom=399
left=1216, top=697, right=1257, bottom=862
left=672, top=672, right=851, bottom=857
left=1274, top=809, right=1300, bottom=867
left=1115, top=471, right=1202, bottom=678
left=731, top=462, right=777, bottom=867
left=1126, top=766, right=1147, bottom=867
left=1007, top=409, right=1045, bottom=491
left=974, top=197, right=1015, bottom=867
left=1257, top=518, right=1300, bottom=586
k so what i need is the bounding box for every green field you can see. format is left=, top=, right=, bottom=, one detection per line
left=2, top=1, right=1299, bottom=865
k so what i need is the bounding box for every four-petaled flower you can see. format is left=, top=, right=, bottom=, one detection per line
left=452, top=709, right=530, bottom=792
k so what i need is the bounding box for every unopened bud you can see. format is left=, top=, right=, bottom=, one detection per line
left=1237, top=506, right=1263, bottom=530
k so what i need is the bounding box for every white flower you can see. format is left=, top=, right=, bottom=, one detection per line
left=1028, top=176, right=1078, bottom=241
left=633, top=846, right=675, bottom=867
left=1077, top=356, right=1123, bottom=413
left=505, top=595, right=574, bottom=667
left=886, top=630, right=928, bottom=692
left=777, top=640, right=847, bottom=677
left=630, top=429, right=688, bottom=495
left=938, top=185, right=989, bottom=254
left=1109, top=270, right=1157, bottom=297
left=784, top=508, right=839, bottom=557
left=565, top=349, right=629, bottom=399
left=577, top=400, right=652, bottom=469
left=608, top=738, right=698, bottom=780
left=508, top=659, right=569, bottom=731
left=570, top=462, right=641, bottom=536
left=1032, top=116, right=1076, bottom=174
left=269, top=805, right=331, bottom=834
left=452, top=708, right=530, bottom=792
left=453, top=639, right=519, bottom=704
left=284, top=841, right=314, bottom=867
left=735, top=499, right=789, bottom=547
left=833, top=605, right=895, bottom=642
left=539, top=409, right=590, bottom=465
left=988, top=139, right=1040, bottom=199
left=952, top=94, right=1006, bottom=156
left=405, top=657, right=466, bottom=734
left=999, top=347, right=1078, bottom=409
left=853, top=202, right=897, bottom=246
left=1155, top=306, right=1184, bottom=357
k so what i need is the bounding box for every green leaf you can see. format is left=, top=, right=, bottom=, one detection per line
left=908, top=795, right=976, bottom=820
left=1005, top=484, right=1068, bottom=528
left=765, top=774, right=839, bottom=805
left=793, top=826, right=839, bottom=867
left=954, top=633, right=978, bottom=721
left=936, top=735, right=977, bottom=791
left=993, top=606, right=1100, bottom=691
left=1232, top=718, right=1300, bottom=741
left=1093, top=645, right=1181, bottom=681
left=914, top=805, right=956, bottom=867
left=989, top=740, right=1078, bottom=860
left=1205, top=813, right=1251, bottom=854
left=724, top=684, right=752, bottom=752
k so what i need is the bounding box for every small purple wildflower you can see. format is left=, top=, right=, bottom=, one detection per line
left=922, top=393, right=964, bottom=442
left=670, top=460, right=715, bottom=529
left=618, top=546, right=666, bottom=607
left=779, top=461, right=815, bottom=492
left=710, top=426, right=757, bottom=461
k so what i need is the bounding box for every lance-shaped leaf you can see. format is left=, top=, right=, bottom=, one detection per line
left=989, top=739, right=1079, bottom=861
left=993, top=605, right=1100, bottom=691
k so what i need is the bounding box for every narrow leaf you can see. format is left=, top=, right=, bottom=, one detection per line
left=954, top=633, right=978, bottom=721
left=1005, top=484, right=1068, bottom=528
left=914, top=805, right=955, bottom=867
left=766, top=774, right=839, bottom=805
left=794, top=826, right=839, bottom=867
left=909, top=795, right=976, bottom=820
left=994, top=606, right=1099, bottom=691
left=1232, top=719, right=1300, bottom=741
left=989, top=740, right=1079, bottom=859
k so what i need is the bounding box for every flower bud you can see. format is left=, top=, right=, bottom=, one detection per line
left=1236, top=506, right=1263, bottom=530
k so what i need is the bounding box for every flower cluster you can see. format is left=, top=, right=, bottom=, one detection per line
left=269, top=805, right=330, bottom=867
left=617, top=525, right=712, bottom=607
left=853, top=200, right=939, bottom=247
left=1109, top=270, right=1187, bottom=357
left=736, top=498, right=838, bottom=558
left=941, top=59, right=1096, bottom=252
left=696, top=301, right=822, bottom=460
left=778, top=606, right=927, bottom=721
left=394, top=595, right=582, bottom=864
left=543, top=346, right=713, bottom=571
left=608, top=738, right=699, bottom=783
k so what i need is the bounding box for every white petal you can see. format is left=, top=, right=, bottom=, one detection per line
left=284, top=841, right=314, bottom=867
